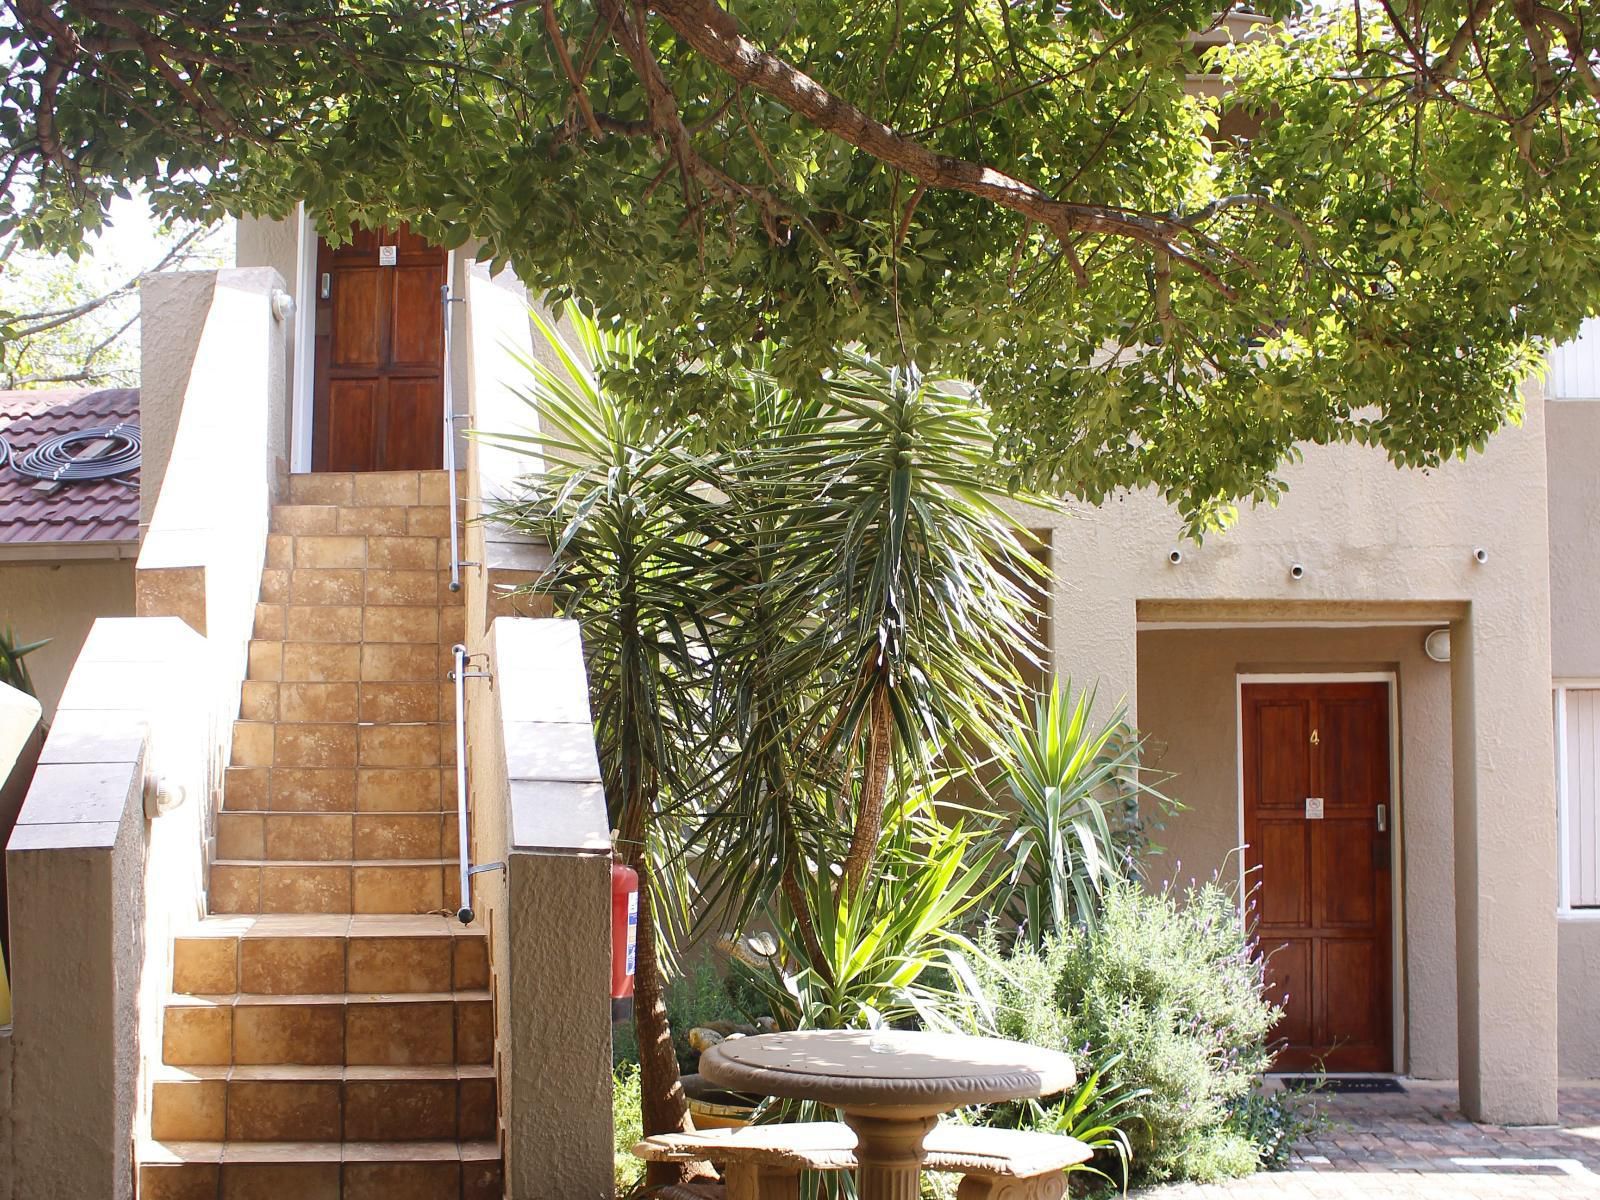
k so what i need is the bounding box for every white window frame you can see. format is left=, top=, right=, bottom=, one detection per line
left=1555, top=681, right=1600, bottom=918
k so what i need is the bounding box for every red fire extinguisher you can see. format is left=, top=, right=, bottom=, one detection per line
left=611, top=855, right=639, bottom=1024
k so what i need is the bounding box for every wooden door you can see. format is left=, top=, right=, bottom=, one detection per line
left=312, top=226, right=447, bottom=472
left=1243, top=681, right=1393, bottom=1072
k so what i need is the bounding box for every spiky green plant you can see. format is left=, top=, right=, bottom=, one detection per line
left=0, top=627, right=48, bottom=698
left=993, top=680, right=1173, bottom=944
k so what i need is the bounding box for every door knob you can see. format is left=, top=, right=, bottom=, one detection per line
left=1376, top=803, right=1388, bottom=833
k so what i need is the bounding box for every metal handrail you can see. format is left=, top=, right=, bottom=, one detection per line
left=440, top=284, right=470, bottom=594
left=450, top=642, right=494, bottom=924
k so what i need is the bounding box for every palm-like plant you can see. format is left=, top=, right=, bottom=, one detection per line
left=993, top=680, right=1174, bottom=945
left=486, top=310, right=722, bottom=1153
left=730, top=796, right=997, bottom=1033
left=490, top=308, right=1058, bottom=1138
left=693, top=358, right=1054, bottom=934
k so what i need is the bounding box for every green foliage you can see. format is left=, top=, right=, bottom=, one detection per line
left=991, top=680, right=1173, bottom=945
left=1224, top=1083, right=1323, bottom=1172
left=8, top=2, right=1600, bottom=528
left=0, top=628, right=48, bottom=698
left=612, top=1062, right=645, bottom=1196
left=730, top=799, right=996, bottom=1032
left=611, top=957, right=763, bottom=1072
left=976, top=1052, right=1147, bottom=1194
left=0, top=212, right=226, bottom=389
left=490, top=306, right=1047, bottom=1129
left=973, top=877, right=1281, bottom=1185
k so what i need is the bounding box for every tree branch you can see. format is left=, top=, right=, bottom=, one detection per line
left=641, top=0, right=1242, bottom=296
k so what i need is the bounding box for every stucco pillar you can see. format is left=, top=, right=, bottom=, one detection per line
left=1450, top=605, right=1559, bottom=1123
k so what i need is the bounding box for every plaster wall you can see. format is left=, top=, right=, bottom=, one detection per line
left=1136, top=626, right=1458, bottom=1079
left=138, top=270, right=216, bottom=527
left=1016, top=393, right=1557, bottom=1119
left=1545, top=398, right=1600, bottom=1078
left=460, top=618, right=612, bottom=1199
left=7, top=616, right=211, bottom=1200
left=0, top=559, right=135, bottom=717
left=1546, top=400, right=1600, bottom=680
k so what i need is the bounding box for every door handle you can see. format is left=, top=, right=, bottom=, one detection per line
left=320, top=272, right=332, bottom=301
left=1376, top=803, right=1388, bottom=833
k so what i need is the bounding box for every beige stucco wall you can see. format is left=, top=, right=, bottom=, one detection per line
left=1544, top=397, right=1600, bottom=1078
left=138, top=270, right=217, bottom=528
left=1136, top=626, right=1458, bottom=1078
left=0, top=559, right=135, bottom=718
left=1017, top=391, right=1559, bottom=1118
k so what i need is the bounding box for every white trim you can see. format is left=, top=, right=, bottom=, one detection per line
left=1235, top=670, right=1406, bottom=1072
left=289, top=203, right=318, bottom=473
left=1139, top=620, right=1445, bottom=632
left=1553, top=681, right=1600, bottom=917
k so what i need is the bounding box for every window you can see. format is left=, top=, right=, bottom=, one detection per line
left=1549, top=318, right=1600, bottom=400
left=1556, top=685, right=1600, bottom=911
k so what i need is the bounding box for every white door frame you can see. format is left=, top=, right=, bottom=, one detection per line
left=1235, top=670, right=1406, bottom=1074
left=290, top=203, right=318, bottom=473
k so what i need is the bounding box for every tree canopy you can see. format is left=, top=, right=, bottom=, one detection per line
left=5, top=0, right=1599, bottom=525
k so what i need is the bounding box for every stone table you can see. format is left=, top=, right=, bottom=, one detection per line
left=699, top=1028, right=1076, bottom=1200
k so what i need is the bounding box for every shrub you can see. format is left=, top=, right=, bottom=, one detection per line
left=612, top=957, right=760, bottom=1072
left=613, top=1062, right=644, bottom=1195
left=974, top=876, right=1280, bottom=1184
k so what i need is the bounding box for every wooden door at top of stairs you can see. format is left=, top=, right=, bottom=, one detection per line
left=312, top=226, right=446, bottom=473
left=1242, top=680, right=1394, bottom=1072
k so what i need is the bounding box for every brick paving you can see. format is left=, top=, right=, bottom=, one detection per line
left=1139, top=1083, right=1600, bottom=1199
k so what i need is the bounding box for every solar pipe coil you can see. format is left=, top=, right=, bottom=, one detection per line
left=12, top=423, right=141, bottom=482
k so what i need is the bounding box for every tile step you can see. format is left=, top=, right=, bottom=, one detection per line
left=215, top=811, right=462, bottom=862
left=150, top=1063, right=496, bottom=1143
left=174, top=914, right=486, bottom=996
left=161, top=989, right=494, bottom=1067
left=208, top=858, right=463, bottom=917
left=223, top=766, right=450, bottom=814
left=138, top=1137, right=501, bottom=1200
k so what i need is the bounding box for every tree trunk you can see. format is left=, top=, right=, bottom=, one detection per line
left=840, top=683, right=894, bottom=899
left=628, top=851, right=692, bottom=1126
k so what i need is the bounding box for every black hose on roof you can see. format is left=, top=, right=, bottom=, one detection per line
left=11, top=423, right=141, bottom=482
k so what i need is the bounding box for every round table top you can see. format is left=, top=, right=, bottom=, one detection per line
left=699, top=1029, right=1076, bottom=1115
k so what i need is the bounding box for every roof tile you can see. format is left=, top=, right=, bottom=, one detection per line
left=0, top=387, right=140, bottom=547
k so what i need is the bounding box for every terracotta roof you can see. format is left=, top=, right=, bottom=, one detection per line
left=0, top=387, right=140, bottom=547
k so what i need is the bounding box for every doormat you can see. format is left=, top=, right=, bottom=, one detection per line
left=1278, top=1076, right=1406, bottom=1095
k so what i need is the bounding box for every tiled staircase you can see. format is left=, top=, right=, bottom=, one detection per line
left=138, top=471, right=502, bottom=1200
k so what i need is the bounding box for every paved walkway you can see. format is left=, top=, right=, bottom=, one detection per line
left=1140, top=1083, right=1600, bottom=1198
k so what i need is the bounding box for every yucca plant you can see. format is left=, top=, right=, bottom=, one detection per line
left=489, top=307, right=1059, bottom=1146
left=730, top=794, right=996, bottom=1033
left=993, top=680, right=1173, bottom=945
left=484, top=308, right=724, bottom=1158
